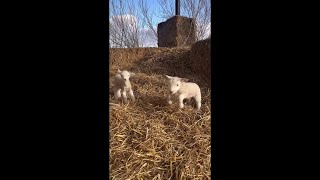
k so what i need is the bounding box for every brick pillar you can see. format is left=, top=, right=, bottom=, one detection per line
left=158, top=16, right=196, bottom=47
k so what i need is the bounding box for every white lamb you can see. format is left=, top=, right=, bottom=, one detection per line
left=113, top=69, right=135, bottom=103
left=165, top=75, right=202, bottom=110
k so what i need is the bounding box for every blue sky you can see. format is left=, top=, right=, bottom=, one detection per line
left=109, top=0, right=172, bottom=27
left=133, top=0, right=165, bottom=27
left=149, top=0, right=172, bottom=25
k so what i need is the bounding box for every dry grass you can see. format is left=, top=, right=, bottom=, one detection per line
left=109, top=47, right=211, bottom=179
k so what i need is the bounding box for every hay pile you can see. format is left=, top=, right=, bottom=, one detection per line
left=190, top=38, right=211, bottom=85
left=109, top=48, right=170, bottom=67
left=158, top=16, right=196, bottom=47
left=109, top=47, right=211, bottom=179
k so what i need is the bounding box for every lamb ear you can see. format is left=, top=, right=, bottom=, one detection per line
left=117, top=69, right=122, bottom=73
left=180, top=78, right=189, bottom=82
left=164, top=75, right=172, bottom=79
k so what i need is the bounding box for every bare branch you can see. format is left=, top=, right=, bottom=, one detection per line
left=109, top=0, right=211, bottom=48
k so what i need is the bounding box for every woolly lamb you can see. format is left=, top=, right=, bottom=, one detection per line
left=113, top=69, right=135, bottom=103
left=165, top=75, right=202, bottom=110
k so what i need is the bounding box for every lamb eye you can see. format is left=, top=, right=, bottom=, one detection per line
left=177, top=84, right=179, bottom=86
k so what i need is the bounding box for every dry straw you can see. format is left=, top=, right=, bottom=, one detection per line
left=109, top=47, right=211, bottom=179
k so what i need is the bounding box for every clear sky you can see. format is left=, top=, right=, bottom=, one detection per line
left=133, top=0, right=166, bottom=26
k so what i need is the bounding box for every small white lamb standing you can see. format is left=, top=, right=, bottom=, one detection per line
left=165, top=75, right=202, bottom=110
left=113, top=69, right=135, bottom=103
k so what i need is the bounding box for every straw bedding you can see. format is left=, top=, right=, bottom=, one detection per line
left=109, top=47, right=211, bottom=179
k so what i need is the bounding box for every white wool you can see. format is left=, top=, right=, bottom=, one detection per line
left=165, top=75, right=202, bottom=110
left=113, top=69, right=135, bottom=103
